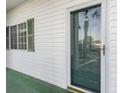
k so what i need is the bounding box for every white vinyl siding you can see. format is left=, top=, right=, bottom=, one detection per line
left=6, top=0, right=117, bottom=92
left=109, top=0, right=117, bottom=93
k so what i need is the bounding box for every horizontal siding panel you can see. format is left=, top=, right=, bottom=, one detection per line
left=36, top=14, right=66, bottom=23
left=111, top=13, right=117, bottom=20
left=35, top=18, right=65, bottom=27
left=7, top=0, right=70, bottom=20
left=35, top=25, right=65, bottom=32
left=110, top=20, right=117, bottom=27
left=36, top=38, right=65, bottom=42
left=110, top=7, right=117, bottom=14
left=35, top=31, right=66, bottom=36
left=111, top=27, right=117, bottom=34
left=35, top=34, right=65, bottom=39
left=35, top=27, right=65, bottom=33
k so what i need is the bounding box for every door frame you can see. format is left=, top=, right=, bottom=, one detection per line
left=66, top=0, right=108, bottom=93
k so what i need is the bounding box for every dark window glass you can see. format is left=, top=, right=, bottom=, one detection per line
left=27, top=18, right=34, bottom=51
left=6, top=26, right=9, bottom=49
left=10, top=25, right=17, bottom=49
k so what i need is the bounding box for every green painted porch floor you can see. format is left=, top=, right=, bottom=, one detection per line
left=7, top=68, right=72, bottom=93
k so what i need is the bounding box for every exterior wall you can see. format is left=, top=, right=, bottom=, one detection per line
left=109, top=0, right=117, bottom=92
left=6, top=0, right=117, bottom=92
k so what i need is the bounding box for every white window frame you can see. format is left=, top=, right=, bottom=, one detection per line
left=66, top=0, right=109, bottom=93
left=27, top=18, right=35, bottom=52
left=26, top=20, right=29, bottom=51
left=9, top=22, right=28, bottom=51
left=18, top=22, right=27, bottom=50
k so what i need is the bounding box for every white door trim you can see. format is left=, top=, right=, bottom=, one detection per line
left=66, top=0, right=108, bottom=93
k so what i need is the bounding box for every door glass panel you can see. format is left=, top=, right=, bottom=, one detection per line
left=71, top=5, right=101, bottom=92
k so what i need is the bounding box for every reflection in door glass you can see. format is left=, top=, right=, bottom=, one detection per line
left=71, top=5, right=101, bottom=92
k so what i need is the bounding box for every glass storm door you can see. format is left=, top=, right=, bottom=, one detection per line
left=71, top=5, right=102, bottom=92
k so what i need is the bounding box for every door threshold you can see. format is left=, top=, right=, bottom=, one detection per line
left=67, top=85, right=93, bottom=93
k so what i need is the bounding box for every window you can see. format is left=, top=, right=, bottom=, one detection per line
left=27, top=18, right=35, bottom=51
left=6, top=26, right=9, bottom=49
left=7, top=18, right=35, bottom=51
left=10, top=25, right=17, bottom=49
left=18, top=22, right=27, bottom=50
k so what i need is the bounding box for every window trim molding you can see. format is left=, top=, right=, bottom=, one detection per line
left=17, top=24, right=19, bottom=49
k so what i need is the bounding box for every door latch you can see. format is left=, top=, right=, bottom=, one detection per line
left=93, top=43, right=105, bottom=55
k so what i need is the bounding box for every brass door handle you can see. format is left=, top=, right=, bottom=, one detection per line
left=93, top=43, right=105, bottom=55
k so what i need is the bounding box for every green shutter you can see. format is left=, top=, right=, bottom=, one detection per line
left=27, top=18, right=34, bottom=51
left=6, top=26, right=9, bottom=49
